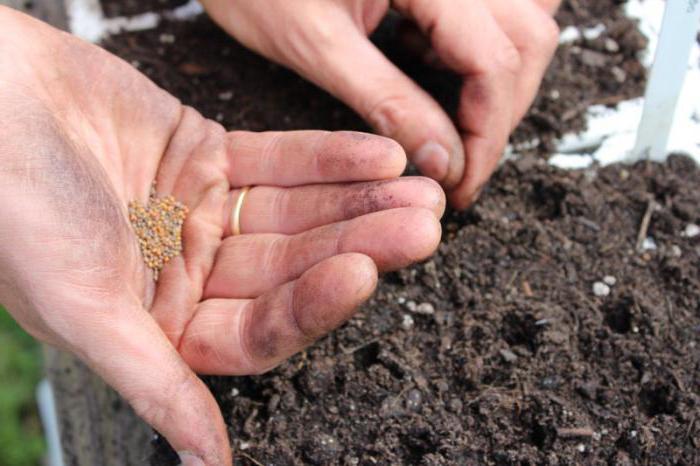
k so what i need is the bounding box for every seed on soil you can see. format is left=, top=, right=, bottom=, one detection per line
left=128, top=186, right=188, bottom=281
left=592, top=282, right=610, bottom=297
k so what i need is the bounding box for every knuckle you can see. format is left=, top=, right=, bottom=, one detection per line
left=366, top=93, right=412, bottom=137
left=128, top=365, right=193, bottom=428
left=263, top=236, right=286, bottom=278
left=281, top=4, right=341, bottom=63
left=239, top=301, right=267, bottom=372
left=272, top=189, right=290, bottom=232
left=259, top=132, right=283, bottom=174
left=492, top=42, right=522, bottom=75
left=529, top=15, right=560, bottom=54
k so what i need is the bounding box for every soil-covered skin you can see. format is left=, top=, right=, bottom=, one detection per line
left=97, top=2, right=698, bottom=465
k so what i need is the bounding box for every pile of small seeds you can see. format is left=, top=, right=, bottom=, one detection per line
left=128, top=186, right=188, bottom=281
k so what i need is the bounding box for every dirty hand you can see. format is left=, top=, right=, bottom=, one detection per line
left=0, top=8, right=443, bottom=466
left=202, top=0, right=561, bottom=208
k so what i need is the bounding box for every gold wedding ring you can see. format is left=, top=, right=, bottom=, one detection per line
left=231, top=186, right=251, bottom=236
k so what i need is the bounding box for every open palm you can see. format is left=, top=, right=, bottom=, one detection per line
left=0, top=8, right=444, bottom=466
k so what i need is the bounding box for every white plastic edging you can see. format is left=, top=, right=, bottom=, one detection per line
left=37, top=379, right=65, bottom=466
left=631, top=0, right=700, bottom=162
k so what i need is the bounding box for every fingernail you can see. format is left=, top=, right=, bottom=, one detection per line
left=413, top=141, right=450, bottom=181
left=178, top=452, right=205, bottom=466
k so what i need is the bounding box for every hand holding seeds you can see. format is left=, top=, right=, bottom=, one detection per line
left=203, top=0, right=561, bottom=209
left=0, top=7, right=443, bottom=466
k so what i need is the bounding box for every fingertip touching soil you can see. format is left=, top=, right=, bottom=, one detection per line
left=98, top=1, right=698, bottom=465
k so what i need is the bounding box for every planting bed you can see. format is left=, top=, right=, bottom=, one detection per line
left=80, top=1, right=700, bottom=464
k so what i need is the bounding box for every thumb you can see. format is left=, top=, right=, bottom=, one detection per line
left=71, top=303, right=230, bottom=466
left=290, top=15, right=465, bottom=188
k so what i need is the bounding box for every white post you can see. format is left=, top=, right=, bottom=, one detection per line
left=631, top=0, right=700, bottom=162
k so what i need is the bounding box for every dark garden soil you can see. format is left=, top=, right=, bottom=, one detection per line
left=101, top=0, right=189, bottom=18
left=99, top=1, right=699, bottom=465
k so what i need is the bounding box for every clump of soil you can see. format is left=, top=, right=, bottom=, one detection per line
left=96, top=1, right=698, bottom=465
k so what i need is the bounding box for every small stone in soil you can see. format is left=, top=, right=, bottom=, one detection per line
left=415, top=302, right=435, bottom=315
left=400, top=314, right=414, bottom=330
left=218, top=90, right=233, bottom=101
left=592, top=282, right=610, bottom=297
left=304, top=433, right=342, bottom=465
left=682, top=223, right=700, bottom=238
left=603, top=275, right=617, bottom=286
left=500, top=349, right=518, bottom=363
left=158, top=33, right=175, bottom=44
left=670, top=244, right=682, bottom=257
left=611, top=66, right=627, bottom=83
left=604, top=38, right=620, bottom=53
left=642, top=237, right=657, bottom=251
left=405, top=389, right=423, bottom=412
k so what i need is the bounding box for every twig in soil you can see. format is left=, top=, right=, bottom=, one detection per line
left=636, top=199, right=656, bottom=252
left=574, top=217, right=601, bottom=231
left=556, top=426, right=595, bottom=439
left=339, top=338, right=379, bottom=355
left=238, top=451, right=264, bottom=466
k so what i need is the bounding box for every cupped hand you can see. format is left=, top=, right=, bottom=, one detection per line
left=0, top=8, right=443, bottom=466
left=202, top=0, right=561, bottom=208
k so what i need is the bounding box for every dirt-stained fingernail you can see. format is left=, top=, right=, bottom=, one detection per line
left=178, top=452, right=205, bottom=466
left=413, top=141, right=449, bottom=181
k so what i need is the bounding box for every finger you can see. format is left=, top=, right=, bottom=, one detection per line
left=393, top=0, right=521, bottom=209
left=488, top=0, right=560, bottom=125
left=206, top=207, right=441, bottom=299
left=279, top=12, right=464, bottom=187
left=396, top=20, right=445, bottom=69
left=73, top=302, right=230, bottom=466
left=226, top=130, right=406, bottom=187
left=533, top=0, right=562, bottom=15
left=180, top=253, right=377, bottom=375
left=222, top=176, right=445, bottom=236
